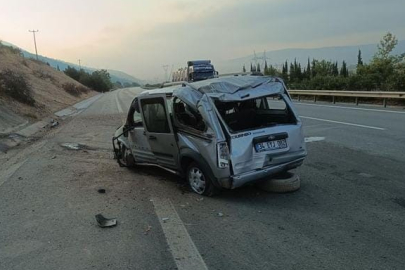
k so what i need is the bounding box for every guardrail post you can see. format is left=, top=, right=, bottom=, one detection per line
left=298, top=95, right=301, bottom=102
left=383, top=98, right=387, bottom=108
left=355, top=97, right=359, bottom=106
left=314, top=96, right=317, bottom=103
left=332, top=96, right=335, bottom=104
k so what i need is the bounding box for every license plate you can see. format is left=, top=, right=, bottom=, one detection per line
left=255, top=139, right=287, bottom=152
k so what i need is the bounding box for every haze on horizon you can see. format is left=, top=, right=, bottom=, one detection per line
left=1, top=0, right=404, bottom=81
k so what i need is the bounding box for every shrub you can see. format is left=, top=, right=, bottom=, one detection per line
left=0, top=69, right=35, bottom=105
left=33, top=69, right=54, bottom=81
left=62, top=83, right=90, bottom=96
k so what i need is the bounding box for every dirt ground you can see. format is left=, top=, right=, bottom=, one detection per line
left=0, top=45, right=96, bottom=133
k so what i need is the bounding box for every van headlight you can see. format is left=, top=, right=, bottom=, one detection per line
left=217, top=142, right=230, bottom=168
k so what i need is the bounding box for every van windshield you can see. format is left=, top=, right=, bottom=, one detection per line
left=214, top=94, right=296, bottom=133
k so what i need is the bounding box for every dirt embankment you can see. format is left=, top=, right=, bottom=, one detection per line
left=0, top=44, right=96, bottom=133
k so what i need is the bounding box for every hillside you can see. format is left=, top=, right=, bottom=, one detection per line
left=216, top=40, right=405, bottom=73
left=2, top=41, right=143, bottom=85
left=0, top=43, right=96, bottom=133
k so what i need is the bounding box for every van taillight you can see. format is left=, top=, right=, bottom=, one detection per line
left=217, top=142, right=230, bottom=168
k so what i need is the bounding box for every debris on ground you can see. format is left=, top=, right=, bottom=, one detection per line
left=217, top=212, right=224, bottom=217
left=51, top=156, right=56, bottom=159
left=95, top=214, right=117, bottom=228
left=144, top=225, right=152, bottom=235
left=50, top=119, right=59, bottom=128
left=60, top=143, right=91, bottom=150
left=98, top=188, right=106, bottom=194
left=196, top=197, right=204, bottom=202
left=162, top=217, right=170, bottom=222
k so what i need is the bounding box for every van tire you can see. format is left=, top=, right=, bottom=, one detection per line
left=257, top=172, right=300, bottom=193
left=186, top=162, right=219, bottom=197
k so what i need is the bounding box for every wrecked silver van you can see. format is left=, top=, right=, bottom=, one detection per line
left=113, top=76, right=307, bottom=196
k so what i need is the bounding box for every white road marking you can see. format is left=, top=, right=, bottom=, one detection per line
left=295, top=102, right=405, bottom=115
left=301, top=116, right=386, bottom=130
left=152, top=197, right=208, bottom=270
left=115, top=91, right=124, bottom=113
left=305, top=137, right=325, bottom=143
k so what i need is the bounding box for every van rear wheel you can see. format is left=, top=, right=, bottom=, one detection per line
left=187, top=162, right=218, bottom=197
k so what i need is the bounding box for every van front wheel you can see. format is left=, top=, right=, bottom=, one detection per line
left=187, top=162, right=218, bottom=197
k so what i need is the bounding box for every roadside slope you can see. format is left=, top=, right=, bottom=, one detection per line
left=0, top=43, right=96, bottom=133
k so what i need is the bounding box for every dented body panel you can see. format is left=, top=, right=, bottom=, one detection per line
left=113, top=76, right=307, bottom=190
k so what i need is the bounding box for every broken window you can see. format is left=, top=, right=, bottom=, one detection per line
left=173, top=98, right=206, bottom=132
left=214, top=94, right=296, bottom=133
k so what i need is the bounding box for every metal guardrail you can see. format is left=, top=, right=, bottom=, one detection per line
left=289, top=90, right=405, bottom=107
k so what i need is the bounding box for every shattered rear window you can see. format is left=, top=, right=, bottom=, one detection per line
left=214, top=94, right=296, bottom=133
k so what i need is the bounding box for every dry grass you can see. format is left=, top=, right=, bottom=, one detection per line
left=0, top=44, right=96, bottom=121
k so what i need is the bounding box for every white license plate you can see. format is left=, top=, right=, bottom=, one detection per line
left=255, top=139, right=287, bottom=152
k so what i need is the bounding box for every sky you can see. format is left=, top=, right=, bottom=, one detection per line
left=1, top=0, right=405, bottom=81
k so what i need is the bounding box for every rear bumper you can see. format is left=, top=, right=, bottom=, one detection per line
left=218, top=155, right=306, bottom=189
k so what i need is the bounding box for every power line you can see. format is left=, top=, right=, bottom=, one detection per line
left=28, top=30, right=39, bottom=60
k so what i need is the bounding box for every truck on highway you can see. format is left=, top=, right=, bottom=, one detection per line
left=172, top=60, right=218, bottom=83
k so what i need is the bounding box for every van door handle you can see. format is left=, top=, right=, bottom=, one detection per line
left=149, top=135, right=157, bottom=140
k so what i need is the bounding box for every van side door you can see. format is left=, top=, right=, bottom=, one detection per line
left=138, top=95, right=179, bottom=170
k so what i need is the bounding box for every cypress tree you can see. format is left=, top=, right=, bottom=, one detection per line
left=257, top=63, right=261, bottom=72
left=243, top=65, right=246, bottom=73
left=357, top=49, right=363, bottom=66
left=250, top=63, right=253, bottom=72
left=306, top=58, right=311, bottom=79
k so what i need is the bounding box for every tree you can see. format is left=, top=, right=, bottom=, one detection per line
left=264, top=61, right=268, bottom=74
left=281, top=61, right=288, bottom=81
left=243, top=65, right=246, bottom=73
left=375, top=32, right=398, bottom=60
left=57, top=65, right=60, bottom=71
left=306, top=58, right=311, bottom=79
left=340, top=61, right=348, bottom=77
left=257, top=63, right=261, bottom=72
left=250, top=63, right=253, bottom=72
left=357, top=49, right=363, bottom=66
left=311, top=59, right=317, bottom=78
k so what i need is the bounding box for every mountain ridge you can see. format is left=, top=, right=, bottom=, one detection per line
left=216, top=40, right=405, bottom=73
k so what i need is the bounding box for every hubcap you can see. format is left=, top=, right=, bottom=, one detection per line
left=188, top=167, right=206, bottom=194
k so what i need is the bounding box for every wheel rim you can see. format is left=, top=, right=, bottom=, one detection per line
left=120, top=145, right=130, bottom=166
left=188, top=167, right=206, bottom=194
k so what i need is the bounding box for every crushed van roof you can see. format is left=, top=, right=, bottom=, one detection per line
left=173, top=75, right=285, bottom=109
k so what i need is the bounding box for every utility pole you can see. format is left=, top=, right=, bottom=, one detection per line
left=28, top=30, right=39, bottom=60
left=162, top=65, right=169, bottom=82
left=78, top=59, right=81, bottom=69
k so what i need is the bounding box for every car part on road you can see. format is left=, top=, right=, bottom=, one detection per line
left=256, top=172, right=301, bottom=193
left=187, top=162, right=219, bottom=197
left=95, top=214, right=117, bottom=228
left=97, top=188, right=106, bottom=194
left=60, top=143, right=92, bottom=151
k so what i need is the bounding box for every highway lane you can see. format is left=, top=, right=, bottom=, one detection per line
left=1, top=88, right=404, bottom=270
left=294, top=101, right=405, bottom=162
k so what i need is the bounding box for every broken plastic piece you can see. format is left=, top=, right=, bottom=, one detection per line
left=95, top=214, right=117, bottom=228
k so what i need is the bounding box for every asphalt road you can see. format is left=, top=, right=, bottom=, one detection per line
left=1, top=88, right=404, bottom=270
